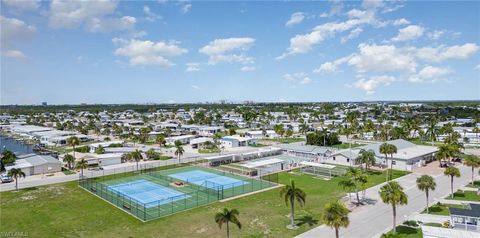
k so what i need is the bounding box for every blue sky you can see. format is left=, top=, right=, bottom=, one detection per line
left=1, top=0, right=479, bottom=105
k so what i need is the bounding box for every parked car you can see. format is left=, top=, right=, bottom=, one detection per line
left=0, top=174, right=14, bottom=183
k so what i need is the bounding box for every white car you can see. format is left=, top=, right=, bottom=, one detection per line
left=0, top=174, right=14, bottom=183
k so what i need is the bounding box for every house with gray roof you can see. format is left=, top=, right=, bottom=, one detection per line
left=5, top=154, right=62, bottom=176
left=449, top=203, right=480, bottom=232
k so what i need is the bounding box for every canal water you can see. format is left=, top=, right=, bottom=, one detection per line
left=0, top=135, right=34, bottom=155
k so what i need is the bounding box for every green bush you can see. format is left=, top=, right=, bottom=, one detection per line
left=74, top=146, right=89, bottom=153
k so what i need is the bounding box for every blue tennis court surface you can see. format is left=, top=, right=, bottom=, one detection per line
left=108, top=179, right=189, bottom=208
left=168, top=170, right=249, bottom=190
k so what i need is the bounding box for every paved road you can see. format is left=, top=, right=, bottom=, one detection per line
left=297, top=165, right=478, bottom=238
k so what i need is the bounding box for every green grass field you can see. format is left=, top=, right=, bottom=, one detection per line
left=383, top=226, right=423, bottom=238
left=331, top=143, right=364, bottom=149
left=422, top=203, right=467, bottom=215
left=0, top=168, right=408, bottom=238
left=447, top=190, right=480, bottom=202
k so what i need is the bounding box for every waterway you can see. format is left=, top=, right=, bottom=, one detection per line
left=0, top=135, right=34, bottom=155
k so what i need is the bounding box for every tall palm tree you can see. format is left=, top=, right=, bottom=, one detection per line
left=63, top=154, right=75, bottom=170
left=75, top=159, right=88, bottom=178
left=155, top=134, right=166, bottom=148
left=67, top=136, right=80, bottom=159
left=322, top=201, right=350, bottom=238
left=444, top=166, right=461, bottom=198
left=279, top=179, right=306, bottom=229
left=463, top=154, right=480, bottom=185
left=425, top=116, right=439, bottom=146
left=416, top=175, right=436, bottom=213
left=175, top=146, right=185, bottom=164
left=128, top=149, right=143, bottom=171
left=356, top=149, right=376, bottom=171
left=1, top=149, right=16, bottom=172
left=379, top=181, right=408, bottom=234
left=339, top=167, right=367, bottom=205
left=8, top=168, right=26, bottom=191
left=380, top=143, right=396, bottom=181
left=214, top=208, right=242, bottom=238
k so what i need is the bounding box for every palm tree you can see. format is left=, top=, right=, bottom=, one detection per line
left=380, top=143, right=396, bottom=181
left=444, top=166, right=461, bottom=198
left=128, top=150, right=143, bottom=171
left=356, top=149, right=376, bottom=171
left=379, top=181, right=408, bottom=234
left=1, top=149, right=16, bottom=172
left=67, top=136, right=80, bottom=159
left=322, top=201, right=350, bottom=238
left=463, top=154, right=480, bottom=185
left=416, top=175, right=436, bottom=213
left=75, top=159, right=88, bottom=178
left=425, top=117, right=439, bottom=146
left=63, top=154, right=75, bottom=170
left=7, top=168, right=26, bottom=191
left=339, top=167, right=367, bottom=205
left=279, top=179, right=306, bottom=229
left=175, top=146, right=185, bottom=164
left=214, top=208, right=242, bottom=238
left=155, top=134, right=165, bottom=148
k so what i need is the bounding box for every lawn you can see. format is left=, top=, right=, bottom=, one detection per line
left=0, top=167, right=407, bottom=238
left=421, top=203, right=467, bottom=216
left=465, top=180, right=480, bottom=188
left=447, top=190, right=480, bottom=202
left=198, top=148, right=221, bottom=154
left=383, top=226, right=423, bottom=238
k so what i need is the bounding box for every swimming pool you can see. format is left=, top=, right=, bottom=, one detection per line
left=108, top=179, right=189, bottom=208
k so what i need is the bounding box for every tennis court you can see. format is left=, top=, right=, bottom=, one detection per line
left=79, top=165, right=278, bottom=221
left=168, top=170, right=249, bottom=190
left=108, top=179, right=190, bottom=208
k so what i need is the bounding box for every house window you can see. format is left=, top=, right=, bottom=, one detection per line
left=333, top=157, right=336, bottom=161
left=392, top=161, right=396, bottom=165
left=347, top=158, right=350, bottom=163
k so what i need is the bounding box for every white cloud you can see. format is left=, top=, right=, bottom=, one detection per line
left=409, top=65, right=452, bottom=82
left=320, top=0, right=343, bottom=18
left=348, top=43, right=417, bottom=74
left=283, top=72, right=312, bottom=85
left=428, top=30, right=444, bottom=40
left=2, top=50, right=27, bottom=60
left=191, top=85, right=200, bottom=90
left=285, top=12, right=305, bottom=27
left=392, top=18, right=410, bottom=26
left=240, top=66, right=255, bottom=71
left=0, top=16, right=36, bottom=58
left=278, top=6, right=381, bottom=59
left=341, top=27, right=363, bottom=43
left=144, top=5, right=161, bottom=22
left=415, top=43, right=479, bottom=62
left=177, top=0, right=192, bottom=14
left=113, top=39, right=187, bottom=67
left=49, top=0, right=136, bottom=32
left=475, top=64, right=480, bottom=70
left=353, top=75, right=395, bottom=95
left=314, top=56, right=350, bottom=73
left=2, top=0, right=40, bottom=13
left=186, top=62, right=200, bottom=72
left=392, top=25, right=424, bottom=42
left=199, top=37, right=255, bottom=65
left=0, top=16, right=36, bottom=47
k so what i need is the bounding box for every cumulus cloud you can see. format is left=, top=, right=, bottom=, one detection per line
left=428, top=30, right=444, bottom=40
left=348, top=43, right=417, bottom=73
left=320, top=0, right=343, bottom=18
left=285, top=12, right=305, bottom=27
left=392, top=25, right=424, bottom=42
left=177, top=0, right=192, bottom=14
left=2, top=0, right=40, bottom=13
left=415, top=43, right=479, bottom=62
left=409, top=65, right=452, bottom=82
left=2, top=50, right=27, bottom=60
left=392, top=18, right=410, bottom=26
left=283, top=72, right=313, bottom=85
left=199, top=37, right=255, bottom=65
left=113, top=39, right=187, bottom=67
left=49, top=0, right=136, bottom=32
left=314, top=56, right=350, bottom=73
left=186, top=62, right=200, bottom=72
left=277, top=5, right=382, bottom=59
left=0, top=16, right=36, bottom=59
left=353, top=75, right=395, bottom=95
left=144, top=5, right=161, bottom=22
left=240, top=66, right=255, bottom=71
left=191, top=85, right=200, bottom=90
left=341, top=27, right=363, bottom=43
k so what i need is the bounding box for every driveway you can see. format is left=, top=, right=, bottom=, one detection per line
left=297, top=165, right=477, bottom=238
